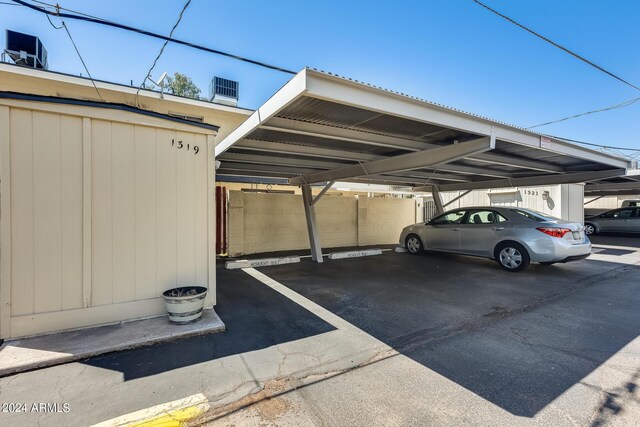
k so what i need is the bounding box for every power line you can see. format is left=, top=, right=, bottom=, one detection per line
left=527, top=96, right=640, bottom=129
left=10, top=0, right=297, bottom=75
left=28, top=0, right=105, bottom=20
left=39, top=8, right=103, bottom=100
left=45, top=12, right=63, bottom=29
left=60, top=19, right=104, bottom=101
left=471, top=0, right=640, bottom=92
left=137, top=0, right=192, bottom=99
left=545, top=134, right=639, bottom=152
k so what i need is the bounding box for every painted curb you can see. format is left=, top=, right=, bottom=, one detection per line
left=225, top=256, right=300, bottom=269
left=328, top=249, right=383, bottom=260
left=91, top=393, right=210, bottom=427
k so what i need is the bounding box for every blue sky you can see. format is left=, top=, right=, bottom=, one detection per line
left=2, top=0, right=639, bottom=149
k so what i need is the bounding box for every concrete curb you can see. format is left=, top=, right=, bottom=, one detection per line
left=225, top=256, right=300, bottom=269
left=91, top=393, right=210, bottom=427
left=0, top=309, right=225, bottom=377
left=328, top=249, right=382, bottom=260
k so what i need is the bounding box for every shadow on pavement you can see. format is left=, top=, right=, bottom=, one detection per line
left=82, top=266, right=335, bottom=381
left=261, top=246, right=640, bottom=418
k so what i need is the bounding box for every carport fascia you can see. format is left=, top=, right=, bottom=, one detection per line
left=215, top=68, right=633, bottom=262
left=583, top=171, right=640, bottom=197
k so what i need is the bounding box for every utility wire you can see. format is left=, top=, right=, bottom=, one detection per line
left=471, top=0, right=640, bottom=92
left=545, top=134, right=639, bottom=152
left=40, top=7, right=103, bottom=100
left=45, top=12, right=63, bottom=29
left=29, top=0, right=104, bottom=20
left=10, top=0, right=297, bottom=75
left=61, top=19, right=104, bottom=101
left=527, top=96, right=640, bottom=129
left=137, top=0, right=192, bottom=100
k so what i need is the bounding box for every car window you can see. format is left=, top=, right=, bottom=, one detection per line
left=431, top=210, right=466, bottom=225
left=465, top=210, right=507, bottom=224
left=601, top=208, right=633, bottom=219
left=511, top=209, right=546, bottom=222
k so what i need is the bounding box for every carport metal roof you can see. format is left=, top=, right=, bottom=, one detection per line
left=216, top=68, right=635, bottom=191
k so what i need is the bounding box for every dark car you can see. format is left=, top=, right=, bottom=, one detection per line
left=584, top=207, right=640, bottom=235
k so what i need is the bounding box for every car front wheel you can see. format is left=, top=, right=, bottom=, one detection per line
left=405, top=234, right=423, bottom=255
left=495, top=242, right=530, bottom=272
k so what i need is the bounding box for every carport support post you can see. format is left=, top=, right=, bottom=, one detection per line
left=432, top=186, right=444, bottom=214
left=301, top=184, right=323, bottom=263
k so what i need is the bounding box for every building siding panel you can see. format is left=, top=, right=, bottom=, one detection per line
left=32, top=111, right=63, bottom=314
left=60, top=115, right=83, bottom=311
left=91, top=120, right=114, bottom=307
left=1, top=96, right=217, bottom=339
left=10, top=109, right=35, bottom=316
left=134, top=125, right=158, bottom=300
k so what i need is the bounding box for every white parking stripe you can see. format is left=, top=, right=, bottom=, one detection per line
left=242, top=267, right=387, bottom=336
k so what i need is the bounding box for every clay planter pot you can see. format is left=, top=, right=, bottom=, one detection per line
left=162, top=286, right=208, bottom=324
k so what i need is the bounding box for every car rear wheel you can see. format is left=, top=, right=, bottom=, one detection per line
left=495, top=242, right=530, bottom=272
left=405, top=234, right=423, bottom=255
left=584, top=223, right=596, bottom=236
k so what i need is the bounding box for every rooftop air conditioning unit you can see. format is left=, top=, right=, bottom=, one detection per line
left=4, top=30, right=48, bottom=69
left=209, top=76, right=238, bottom=106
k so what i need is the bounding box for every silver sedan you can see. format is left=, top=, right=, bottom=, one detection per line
left=399, top=207, right=591, bottom=272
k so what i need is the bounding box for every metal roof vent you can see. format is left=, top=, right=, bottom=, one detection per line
left=2, top=30, right=48, bottom=69
left=210, top=76, right=238, bottom=106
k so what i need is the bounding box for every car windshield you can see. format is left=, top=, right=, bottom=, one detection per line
left=511, top=208, right=560, bottom=222
left=431, top=210, right=466, bottom=224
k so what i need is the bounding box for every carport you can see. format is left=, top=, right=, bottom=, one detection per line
left=583, top=169, right=640, bottom=199
left=216, top=68, right=635, bottom=262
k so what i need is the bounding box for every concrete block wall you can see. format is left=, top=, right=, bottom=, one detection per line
left=357, top=197, right=416, bottom=246
left=227, top=191, right=416, bottom=256
left=316, top=195, right=358, bottom=248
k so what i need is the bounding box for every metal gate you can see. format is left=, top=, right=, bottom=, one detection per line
left=423, top=199, right=438, bottom=221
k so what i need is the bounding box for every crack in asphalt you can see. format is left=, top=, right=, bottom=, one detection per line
left=392, top=264, right=640, bottom=355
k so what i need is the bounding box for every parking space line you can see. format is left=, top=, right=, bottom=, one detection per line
left=242, top=267, right=382, bottom=335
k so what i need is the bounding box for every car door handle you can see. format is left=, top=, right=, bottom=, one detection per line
left=451, top=227, right=461, bottom=231
left=491, top=227, right=505, bottom=231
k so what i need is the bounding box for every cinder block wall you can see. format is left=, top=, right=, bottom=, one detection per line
left=357, top=197, right=417, bottom=246
left=227, top=191, right=415, bottom=256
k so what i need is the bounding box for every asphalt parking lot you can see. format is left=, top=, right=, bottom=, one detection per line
left=228, top=234, right=640, bottom=423
left=1, top=235, right=638, bottom=426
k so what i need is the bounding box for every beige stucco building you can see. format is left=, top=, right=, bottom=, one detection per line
left=0, top=63, right=251, bottom=339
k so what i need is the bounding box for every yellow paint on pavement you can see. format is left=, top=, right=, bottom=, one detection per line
left=127, top=405, right=204, bottom=427
left=91, top=393, right=209, bottom=427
